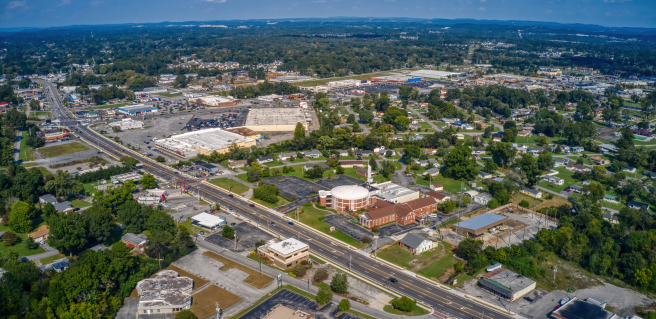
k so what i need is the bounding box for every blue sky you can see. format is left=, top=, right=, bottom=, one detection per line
left=1, top=0, right=655, bottom=29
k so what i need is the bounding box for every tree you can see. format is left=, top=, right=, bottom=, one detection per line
left=358, top=111, right=373, bottom=123
left=339, top=298, right=351, bottom=311
left=331, top=273, right=349, bottom=294
left=346, top=114, right=355, bottom=124
left=29, top=99, right=40, bottom=111
left=536, top=153, right=554, bottom=171
left=392, top=296, right=416, bottom=312
left=47, top=212, right=89, bottom=254
left=124, top=180, right=137, bottom=191
left=487, top=142, right=516, bottom=168
left=173, top=74, right=188, bottom=88
left=442, top=145, right=478, bottom=180
left=83, top=205, right=115, bottom=243
left=455, top=237, right=483, bottom=260
left=139, top=173, right=157, bottom=189
left=592, top=165, right=607, bottom=180
left=9, top=201, right=35, bottom=233
left=313, top=268, right=329, bottom=282
left=155, top=156, right=165, bottom=162
left=403, top=144, right=422, bottom=161
left=483, top=126, right=493, bottom=138
left=484, top=159, right=498, bottom=174
left=519, top=200, right=530, bottom=208
left=454, top=260, right=464, bottom=273
left=222, top=225, right=234, bottom=239
left=247, top=168, right=261, bottom=182
left=175, top=310, right=198, bottom=319
left=293, top=265, right=308, bottom=277
left=517, top=154, right=541, bottom=187
left=294, top=122, right=306, bottom=139
left=120, top=157, right=139, bottom=167
left=45, top=170, right=84, bottom=198
left=304, top=166, right=325, bottom=179
left=394, top=116, right=410, bottom=131
left=583, top=182, right=606, bottom=202
left=369, top=157, right=378, bottom=171
left=317, top=286, right=333, bottom=304
left=502, top=129, right=515, bottom=142
left=2, top=231, right=19, bottom=246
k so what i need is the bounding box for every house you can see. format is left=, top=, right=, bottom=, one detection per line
left=492, top=132, right=503, bottom=142
left=603, top=213, right=619, bottom=224
left=426, top=191, right=450, bottom=203
left=423, top=168, right=440, bottom=177
left=473, top=192, right=494, bottom=205
left=623, top=167, right=636, bottom=174
left=628, top=200, right=650, bottom=210
left=354, top=150, right=373, bottom=157
left=336, top=150, right=349, bottom=157
left=543, top=175, right=564, bottom=185
left=478, top=170, right=493, bottom=179
left=566, top=164, right=590, bottom=173
left=228, top=159, right=248, bottom=169
left=589, top=156, right=610, bottom=165
left=472, top=148, right=486, bottom=156
left=399, top=233, right=437, bottom=255
left=570, top=146, right=584, bottom=153
left=413, top=159, right=429, bottom=167
left=304, top=149, right=323, bottom=158
left=423, top=149, right=439, bottom=155
left=527, top=147, right=544, bottom=155
left=464, top=190, right=479, bottom=198
left=553, top=159, right=568, bottom=167
left=28, top=225, right=50, bottom=243
left=567, top=185, right=584, bottom=193
left=645, top=171, right=656, bottom=179
left=520, top=187, right=542, bottom=199
left=582, top=180, right=591, bottom=186
left=39, top=257, right=71, bottom=273
left=340, top=161, right=365, bottom=168
left=122, top=233, right=148, bottom=252
left=303, top=163, right=329, bottom=171
left=280, top=152, right=296, bottom=161
left=456, top=133, right=465, bottom=140
left=256, top=155, right=274, bottom=164
left=430, top=184, right=444, bottom=191
left=39, top=194, right=57, bottom=205
left=604, top=194, right=619, bottom=204
left=600, top=144, right=618, bottom=154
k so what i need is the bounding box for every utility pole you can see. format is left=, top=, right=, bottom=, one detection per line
left=553, top=266, right=557, bottom=285
left=373, top=235, right=379, bottom=257
left=349, top=255, right=352, bottom=272
left=234, top=230, right=237, bottom=250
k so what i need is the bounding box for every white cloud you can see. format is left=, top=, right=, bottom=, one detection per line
left=480, top=0, right=487, bottom=3
left=58, top=0, right=71, bottom=6
left=545, top=9, right=552, bottom=13
left=6, top=1, right=27, bottom=9
left=90, top=0, right=103, bottom=6
left=478, top=6, right=486, bottom=11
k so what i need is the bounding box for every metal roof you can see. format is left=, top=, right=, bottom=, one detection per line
left=456, top=213, right=507, bottom=231
left=400, top=233, right=430, bottom=249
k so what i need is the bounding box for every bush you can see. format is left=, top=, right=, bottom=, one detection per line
left=300, top=259, right=308, bottom=265
left=316, top=286, right=333, bottom=304
left=26, top=236, right=39, bottom=250
left=222, top=225, right=234, bottom=239
left=292, top=265, right=307, bottom=277
left=331, top=273, right=349, bottom=294
left=253, top=184, right=280, bottom=204
left=372, top=226, right=380, bottom=233
left=339, top=298, right=351, bottom=311
left=175, top=309, right=198, bottom=319
left=393, top=296, right=416, bottom=312
left=362, top=235, right=372, bottom=243
left=519, top=200, right=530, bottom=208
left=313, top=268, right=329, bottom=282
left=0, top=214, right=8, bottom=226
left=454, top=260, right=464, bottom=273
left=2, top=231, right=20, bottom=246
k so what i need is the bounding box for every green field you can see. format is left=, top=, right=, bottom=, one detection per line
left=83, top=103, right=128, bottom=110
left=338, top=107, right=349, bottom=115
left=209, top=177, right=250, bottom=195
left=154, top=92, right=181, bottom=97
left=383, top=298, right=431, bottom=316
left=251, top=196, right=292, bottom=209
left=293, top=203, right=367, bottom=248
left=40, top=254, right=66, bottom=265
left=419, top=122, right=435, bottom=132
left=414, top=174, right=470, bottom=194
left=71, top=199, right=92, bottom=209
left=32, top=111, right=51, bottom=117
left=0, top=224, right=46, bottom=257
left=19, top=133, right=34, bottom=161
left=39, top=142, right=89, bottom=157
left=538, top=167, right=579, bottom=192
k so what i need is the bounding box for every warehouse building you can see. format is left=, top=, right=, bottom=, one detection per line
left=370, top=75, right=420, bottom=82
left=480, top=268, right=536, bottom=301
left=155, top=128, right=256, bottom=158
left=244, top=108, right=309, bottom=132
left=453, top=213, right=509, bottom=237
left=225, top=127, right=262, bottom=140
left=111, top=172, right=142, bottom=183
left=117, top=104, right=158, bottom=115
left=369, top=181, right=419, bottom=204
left=191, top=212, right=225, bottom=230
left=409, top=70, right=462, bottom=79
left=110, top=118, right=144, bottom=130
left=194, top=96, right=241, bottom=107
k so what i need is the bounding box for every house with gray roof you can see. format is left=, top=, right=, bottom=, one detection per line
left=399, top=233, right=436, bottom=255
left=39, top=257, right=71, bottom=273
left=122, top=233, right=148, bottom=252
left=304, top=149, right=323, bottom=158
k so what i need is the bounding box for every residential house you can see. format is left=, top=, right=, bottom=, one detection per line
left=256, top=155, right=274, bottom=164
left=354, top=150, right=373, bottom=157
left=570, top=146, right=584, bottom=153
left=340, top=161, right=365, bottom=168
left=582, top=180, right=591, bottom=186
left=426, top=191, right=450, bottom=203
left=423, top=168, right=440, bottom=177
left=553, top=159, right=568, bottom=167
left=478, top=170, right=493, bottom=179
left=336, top=150, right=349, bottom=157
left=600, top=144, right=618, bottom=154
left=39, top=194, right=74, bottom=214
left=428, top=158, right=440, bottom=167
left=566, top=164, right=590, bottom=173
left=527, top=147, right=544, bottom=156
left=474, top=121, right=488, bottom=129
left=303, top=163, right=329, bottom=171
left=473, top=193, right=494, bottom=205
left=28, top=225, right=50, bottom=243
left=228, top=159, right=248, bottom=169
left=399, top=233, right=437, bottom=255
left=492, top=132, right=503, bottom=142
left=623, top=167, right=637, bottom=174
left=513, top=144, right=528, bottom=153
left=520, top=187, right=542, bottom=199
left=567, top=185, right=584, bottom=193
left=590, top=156, right=610, bottom=165
left=472, top=148, right=486, bottom=156
left=430, top=184, right=444, bottom=191
left=280, top=152, right=296, bottom=161
left=413, top=159, right=429, bottom=167
left=603, top=213, right=619, bottom=224
left=543, top=175, right=564, bottom=185
left=39, top=258, right=71, bottom=273
left=122, top=233, right=148, bottom=252
left=604, top=194, right=619, bottom=204
left=423, top=149, right=438, bottom=155
left=645, top=171, right=656, bottom=179
left=304, top=149, right=323, bottom=158
left=628, top=201, right=650, bottom=210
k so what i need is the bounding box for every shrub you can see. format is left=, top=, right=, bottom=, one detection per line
left=26, top=236, right=39, bottom=250
left=292, top=265, right=307, bottom=277
left=175, top=309, right=198, bottom=319
left=338, top=298, right=351, bottom=311
left=393, top=296, right=416, bottom=312
left=0, top=214, right=8, bottom=226
left=362, top=235, right=372, bottom=243
left=371, top=226, right=380, bottom=233
left=300, top=259, right=308, bottom=265
left=2, top=231, right=20, bottom=246
left=519, top=200, right=530, bottom=208
left=313, top=268, right=329, bottom=282
left=316, top=286, right=333, bottom=304
left=331, top=273, right=349, bottom=294
left=222, top=225, right=234, bottom=239
left=253, top=184, right=280, bottom=204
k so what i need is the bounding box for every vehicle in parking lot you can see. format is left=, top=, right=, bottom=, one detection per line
left=230, top=223, right=236, bottom=226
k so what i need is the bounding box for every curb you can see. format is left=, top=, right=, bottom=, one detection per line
left=464, top=294, right=516, bottom=316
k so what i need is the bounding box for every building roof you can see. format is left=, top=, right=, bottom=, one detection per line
left=137, top=270, right=193, bottom=308
left=40, top=194, right=56, bottom=203
left=475, top=192, right=494, bottom=200
left=245, top=108, right=308, bottom=128
left=160, top=128, right=255, bottom=152
left=331, top=185, right=369, bottom=200
left=53, top=201, right=73, bottom=212
left=370, top=182, right=416, bottom=200
left=122, top=233, right=147, bottom=246
left=191, top=212, right=225, bottom=227
left=90, top=244, right=109, bottom=252
left=432, top=183, right=443, bottom=189
left=521, top=187, right=540, bottom=195
left=456, top=213, right=507, bottom=231
left=38, top=257, right=70, bottom=272
left=117, top=104, right=158, bottom=113
left=426, top=191, right=449, bottom=201
left=552, top=297, right=616, bottom=319
left=28, top=225, right=50, bottom=239
left=628, top=200, right=649, bottom=208
left=268, top=238, right=308, bottom=255
left=400, top=233, right=431, bottom=249
left=482, top=268, right=536, bottom=294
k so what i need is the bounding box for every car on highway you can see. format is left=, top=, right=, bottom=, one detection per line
left=249, top=204, right=255, bottom=207
left=288, top=222, right=294, bottom=226
left=389, top=277, right=398, bottom=284
left=270, top=222, right=275, bottom=226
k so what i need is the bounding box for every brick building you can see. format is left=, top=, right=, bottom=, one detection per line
left=359, top=197, right=438, bottom=228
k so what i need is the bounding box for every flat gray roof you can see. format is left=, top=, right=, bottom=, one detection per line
left=456, top=213, right=507, bottom=231
left=483, top=269, right=536, bottom=293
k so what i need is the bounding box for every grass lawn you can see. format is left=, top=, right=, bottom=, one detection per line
left=32, top=111, right=51, bottom=117
left=383, top=298, right=430, bottom=316
left=209, top=177, right=250, bottom=195
left=566, top=155, right=611, bottom=166
left=70, top=199, right=92, bottom=209
left=414, top=174, right=470, bottom=194
left=338, top=107, right=349, bottom=115
left=155, top=92, right=182, bottom=97
left=538, top=167, right=579, bottom=192
left=251, top=196, right=292, bottom=209
left=40, top=254, right=66, bottom=265
left=83, top=180, right=104, bottom=195
left=39, top=142, right=89, bottom=157
left=21, top=162, right=39, bottom=168
left=0, top=232, right=46, bottom=257
left=534, top=195, right=572, bottom=210
left=82, top=103, right=128, bottom=110
left=31, top=166, right=52, bottom=176
left=294, top=203, right=367, bottom=249
left=179, top=220, right=206, bottom=236
left=419, top=122, right=435, bottom=132
left=19, top=133, right=34, bottom=161
left=378, top=241, right=458, bottom=282
left=511, top=194, right=542, bottom=210
left=343, top=168, right=388, bottom=183
left=203, top=251, right=274, bottom=289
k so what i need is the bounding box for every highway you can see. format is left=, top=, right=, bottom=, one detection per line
left=42, top=81, right=515, bottom=319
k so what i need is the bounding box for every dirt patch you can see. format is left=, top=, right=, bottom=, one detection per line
left=49, top=156, right=108, bottom=169
left=203, top=251, right=274, bottom=289
left=511, top=194, right=542, bottom=209
left=534, top=196, right=572, bottom=211
left=190, top=285, right=242, bottom=318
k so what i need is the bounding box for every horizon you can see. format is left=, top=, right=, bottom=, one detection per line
left=1, top=0, right=655, bottom=30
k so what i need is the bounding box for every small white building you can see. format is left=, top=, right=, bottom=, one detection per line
left=110, top=118, right=144, bottom=130
left=399, top=233, right=437, bottom=255
left=191, top=212, right=226, bottom=230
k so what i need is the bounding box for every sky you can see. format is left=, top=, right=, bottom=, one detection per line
left=1, top=0, right=655, bottom=29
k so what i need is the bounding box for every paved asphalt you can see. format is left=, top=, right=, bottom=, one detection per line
left=43, top=81, right=516, bottom=319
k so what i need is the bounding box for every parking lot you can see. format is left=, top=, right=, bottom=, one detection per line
left=324, top=215, right=373, bottom=242
left=205, top=222, right=274, bottom=252
left=261, top=175, right=325, bottom=200
left=239, top=289, right=356, bottom=319
left=315, top=175, right=362, bottom=189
